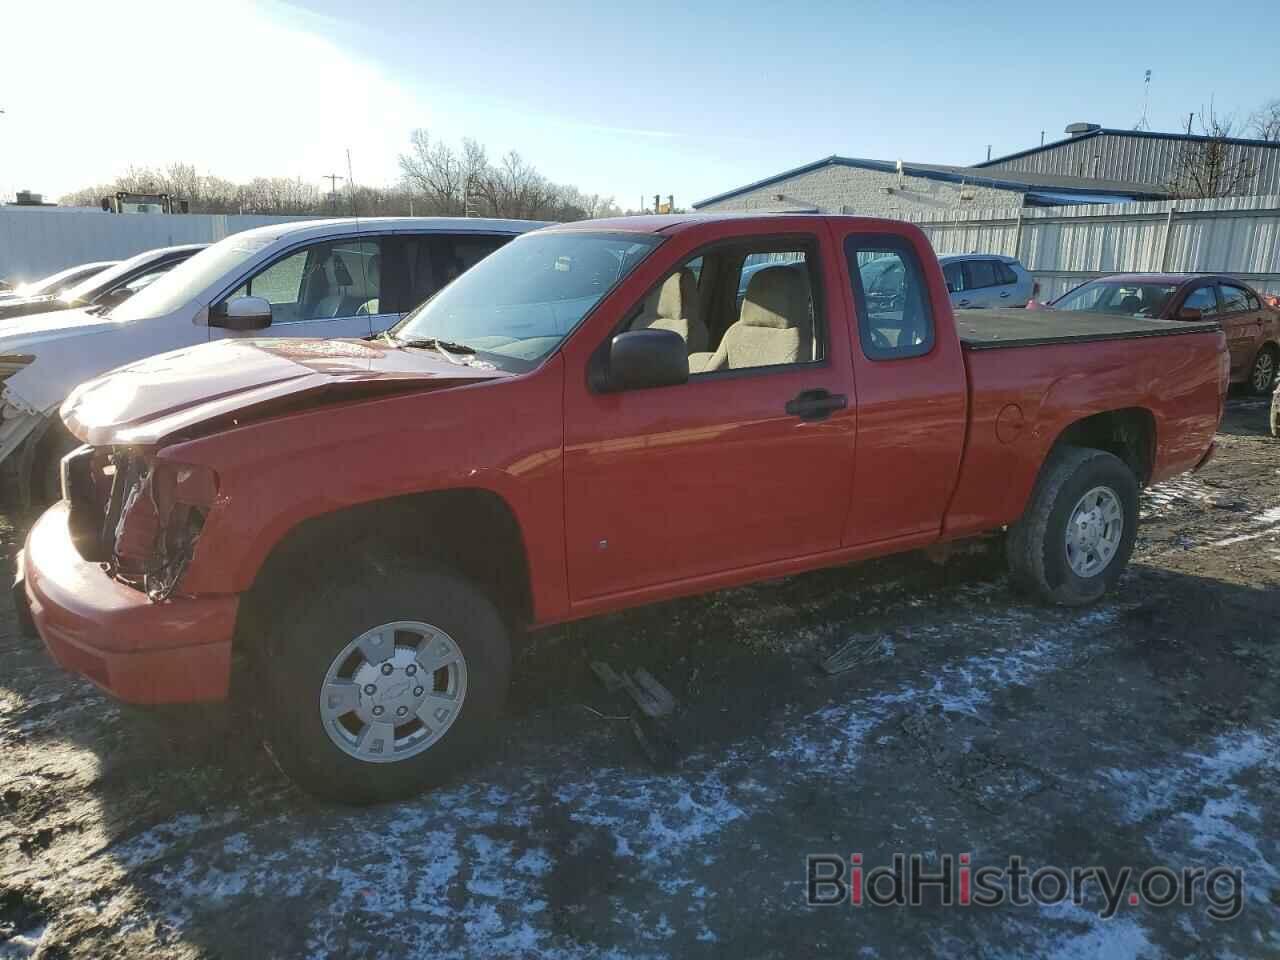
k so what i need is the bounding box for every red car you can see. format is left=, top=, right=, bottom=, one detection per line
left=19, top=215, right=1228, bottom=802
left=1035, top=274, right=1280, bottom=395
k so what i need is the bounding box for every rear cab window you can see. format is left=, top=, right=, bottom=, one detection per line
left=845, top=235, right=935, bottom=360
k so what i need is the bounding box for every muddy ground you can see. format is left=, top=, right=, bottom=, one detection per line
left=1, top=395, right=1277, bottom=959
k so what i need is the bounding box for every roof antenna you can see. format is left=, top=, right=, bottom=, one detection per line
left=1134, top=69, right=1152, bottom=131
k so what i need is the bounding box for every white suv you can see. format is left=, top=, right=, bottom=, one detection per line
left=0, top=217, right=545, bottom=501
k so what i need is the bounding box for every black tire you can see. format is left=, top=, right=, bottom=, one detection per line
left=257, top=565, right=511, bottom=804
left=1248, top=345, right=1278, bottom=396
left=33, top=423, right=79, bottom=505
left=1006, top=446, right=1138, bottom=606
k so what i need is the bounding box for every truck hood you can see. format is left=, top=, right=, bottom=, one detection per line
left=62, top=337, right=508, bottom=447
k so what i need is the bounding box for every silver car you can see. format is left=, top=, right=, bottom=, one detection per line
left=939, top=254, right=1036, bottom=309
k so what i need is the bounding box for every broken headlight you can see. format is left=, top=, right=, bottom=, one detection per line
left=110, top=455, right=219, bottom=601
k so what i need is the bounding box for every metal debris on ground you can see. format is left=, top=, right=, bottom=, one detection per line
left=821, top=633, right=897, bottom=675
left=590, top=661, right=681, bottom=766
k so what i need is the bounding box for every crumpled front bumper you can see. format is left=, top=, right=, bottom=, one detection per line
left=19, top=502, right=238, bottom=704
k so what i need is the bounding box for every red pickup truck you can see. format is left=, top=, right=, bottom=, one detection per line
left=19, top=215, right=1227, bottom=802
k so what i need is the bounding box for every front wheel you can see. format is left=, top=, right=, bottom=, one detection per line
left=257, top=566, right=511, bottom=804
left=1006, top=447, right=1138, bottom=606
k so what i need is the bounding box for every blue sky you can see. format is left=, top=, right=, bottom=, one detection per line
left=2, top=0, right=1278, bottom=208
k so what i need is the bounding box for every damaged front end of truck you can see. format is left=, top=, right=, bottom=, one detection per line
left=62, top=444, right=218, bottom=602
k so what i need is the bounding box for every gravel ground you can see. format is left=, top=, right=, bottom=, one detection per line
left=1, top=394, right=1277, bottom=959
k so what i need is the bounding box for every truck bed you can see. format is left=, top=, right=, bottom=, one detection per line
left=956, top=308, right=1220, bottom=350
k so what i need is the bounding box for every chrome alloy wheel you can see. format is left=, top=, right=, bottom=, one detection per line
left=1064, top=486, right=1124, bottom=578
left=319, top=621, right=468, bottom=763
left=1252, top=350, right=1275, bottom=393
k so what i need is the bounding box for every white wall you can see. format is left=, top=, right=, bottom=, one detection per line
left=0, top=207, right=311, bottom=283
left=909, top=194, right=1280, bottom=299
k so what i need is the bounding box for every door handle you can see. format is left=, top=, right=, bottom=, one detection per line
left=786, top=389, right=847, bottom=421
left=958, top=298, right=970, bottom=307
left=1000, top=291, right=1010, bottom=298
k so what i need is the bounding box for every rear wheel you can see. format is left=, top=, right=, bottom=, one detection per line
left=1006, top=447, right=1138, bottom=606
left=257, top=565, right=511, bottom=804
left=1249, top=345, right=1277, bottom=396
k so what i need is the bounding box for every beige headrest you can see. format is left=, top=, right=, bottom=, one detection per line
left=741, top=265, right=810, bottom=329
left=655, top=267, right=699, bottom=323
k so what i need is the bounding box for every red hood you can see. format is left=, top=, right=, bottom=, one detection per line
left=62, top=337, right=507, bottom=447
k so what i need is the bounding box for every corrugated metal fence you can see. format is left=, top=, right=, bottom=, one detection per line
left=0, top=208, right=310, bottom=283
left=906, top=194, right=1280, bottom=300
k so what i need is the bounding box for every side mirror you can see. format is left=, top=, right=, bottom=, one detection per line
left=210, top=295, right=272, bottom=331
left=598, top=329, right=689, bottom=392
left=1176, top=306, right=1202, bottom=321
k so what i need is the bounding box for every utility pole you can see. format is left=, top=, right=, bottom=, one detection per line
left=323, top=172, right=345, bottom=214
left=1187, top=111, right=1194, bottom=135
left=986, top=144, right=992, bottom=162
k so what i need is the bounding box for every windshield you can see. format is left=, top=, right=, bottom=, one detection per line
left=392, top=231, right=660, bottom=364
left=109, top=234, right=276, bottom=322
left=59, top=249, right=182, bottom=304
left=18, top=262, right=114, bottom=298
left=1052, top=280, right=1179, bottom=317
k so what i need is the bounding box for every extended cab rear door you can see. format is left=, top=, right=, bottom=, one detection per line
left=559, top=221, right=857, bottom=604
left=835, top=225, right=968, bottom=546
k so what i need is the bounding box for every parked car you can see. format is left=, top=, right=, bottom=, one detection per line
left=939, top=254, right=1036, bottom=309
left=0, top=217, right=544, bottom=503
left=0, top=261, right=118, bottom=302
left=17, top=213, right=1227, bottom=803
left=1035, top=273, right=1280, bottom=395
left=0, top=244, right=205, bottom=322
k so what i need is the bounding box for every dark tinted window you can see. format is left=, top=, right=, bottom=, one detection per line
left=964, top=259, right=998, bottom=289
left=1181, top=286, right=1218, bottom=316
left=942, top=262, right=964, bottom=292
left=846, top=236, right=934, bottom=360
left=1219, top=284, right=1250, bottom=314
left=995, top=262, right=1018, bottom=285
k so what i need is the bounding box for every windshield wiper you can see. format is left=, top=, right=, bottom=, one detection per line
left=394, top=337, right=476, bottom=355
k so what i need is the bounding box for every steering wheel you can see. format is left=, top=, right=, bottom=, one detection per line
left=869, top=327, right=893, bottom=351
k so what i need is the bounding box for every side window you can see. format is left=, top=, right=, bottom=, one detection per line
left=1181, top=286, right=1218, bottom=316
left=845, top=235, right=935, bottom=361
left=226, top=240, right=382, bottom=324
left=1218, top=284, right=1249, bottom=314
left=942, top=262, right=964, bottom=293
left=963, top=259, right=998, bottom=290
left=682, top=245, right=822, bottom=374
left=1246, top=290, right=1261, bottom=311
left=450, top=235, right=510, bottom=274
left=995, top=262, right=1018, bottom=285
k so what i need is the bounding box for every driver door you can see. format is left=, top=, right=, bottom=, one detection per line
left=210, top=238, right=395, bottom=340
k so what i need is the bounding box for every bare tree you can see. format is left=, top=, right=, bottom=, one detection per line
left=398, top=129, right=466, bottom=214
left=1167, top=103, right=1257, bottom=199
left=1250, top=98, right=1280, bottom=142
left=399, top=130, right=620, bottom=221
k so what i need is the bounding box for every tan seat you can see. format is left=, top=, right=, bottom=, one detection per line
left=634, top=268, right=709, bottom=353
left=690, top=265, right=812, bottom=373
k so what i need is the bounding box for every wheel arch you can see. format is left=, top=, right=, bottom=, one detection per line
left=235, top=488, right=534, bottom=654
left=1043, top=407, right=1156, bottom=486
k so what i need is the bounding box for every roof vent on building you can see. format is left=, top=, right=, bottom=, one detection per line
left=14, top=190, right=44, bottom=205
left=1064, top=122, right=1102, bottom=138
